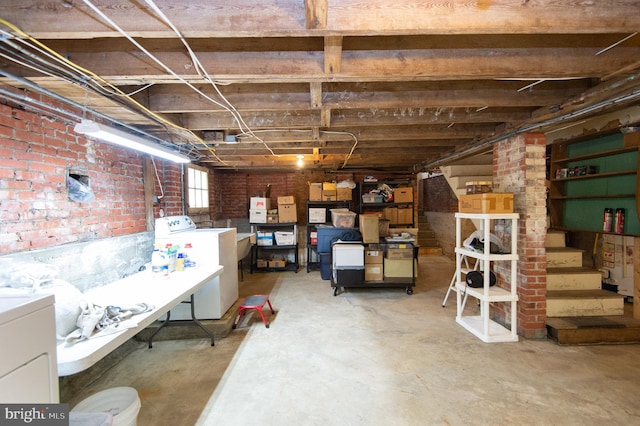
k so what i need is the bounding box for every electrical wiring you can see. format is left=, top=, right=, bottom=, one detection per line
left=0, top=18, right=228, bottom=164
left=139, top=0, right=278, bottom=157
left=151, top=158, right=165, bottom=200
left=75, top=0, right=242, bottom=164
left=321, top=130, right=359, bottom=169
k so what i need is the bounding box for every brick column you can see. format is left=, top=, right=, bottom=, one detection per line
left=494, top=133, right=547, bottom=339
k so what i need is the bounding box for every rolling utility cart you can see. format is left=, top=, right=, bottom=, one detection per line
left=331, top=239, right=416, bottom=296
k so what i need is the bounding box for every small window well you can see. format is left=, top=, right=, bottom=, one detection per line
left=67, top=170, right=95, bottom=202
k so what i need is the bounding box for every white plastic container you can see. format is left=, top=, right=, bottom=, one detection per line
left=151, top=248, right=169, bottom=278
left=72, top=387, right=141, bottom=426
left=332, top=243, right=364, bottom=268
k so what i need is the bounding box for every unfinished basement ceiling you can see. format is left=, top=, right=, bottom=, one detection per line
left=1, top=1, right=640, bottom=172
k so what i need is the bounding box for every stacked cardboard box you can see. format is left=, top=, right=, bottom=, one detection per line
left=364, top=246, right=383, bottom=281
left=322, top=182, right=337, bottom=201
left=359, top=214, right=379, bottom=243
left=249, top=197, right=271, bottom=223
left=394, top=187, right=413, bottom=203
left=383, top=244, right=417, bottom=278
left=277, top=195, right=297, bottom=223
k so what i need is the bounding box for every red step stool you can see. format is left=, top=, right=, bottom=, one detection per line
left=233, top=294, right=275, bottom=329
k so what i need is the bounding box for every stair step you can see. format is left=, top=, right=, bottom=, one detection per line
left=546, top=247, right=583, bottom=268
left=547, top=314, right=640, bottom=345
left=440, top=164, right=493, bottom=178
left=546, top=290, right=625, bottom=317
left=419, top=246, right=443, bottom=256
left=446, top=175, right=493, bottom=189
left=547, top=267, right=603, bottom=291
left=546, top=230, right=566, bottom=248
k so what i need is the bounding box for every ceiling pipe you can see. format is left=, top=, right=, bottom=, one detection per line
left=416, top=78, right=640, bottom=172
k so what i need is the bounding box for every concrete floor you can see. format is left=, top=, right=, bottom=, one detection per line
left=67, top=255, right=640, bottom=426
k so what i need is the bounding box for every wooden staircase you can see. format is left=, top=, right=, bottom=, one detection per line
left=545, top=230, right=640, bottom=344
left=417, top=214, right=442, bottom=255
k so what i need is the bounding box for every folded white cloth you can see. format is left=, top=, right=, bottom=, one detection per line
left=64, top=301, right=154, bottom=345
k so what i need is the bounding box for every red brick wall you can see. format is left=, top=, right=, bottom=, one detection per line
left=213, top=170, right=413, bottom=221
left=494, top=133, right=548, bottom=339
left=424, top=174, right=457, bottom=213
left=0, top=97, right=178, bottom=255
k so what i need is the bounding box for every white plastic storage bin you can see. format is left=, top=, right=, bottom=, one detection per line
left=332, top=243, right=364, bottom=268
left=274, top=231, right=295, bottom=245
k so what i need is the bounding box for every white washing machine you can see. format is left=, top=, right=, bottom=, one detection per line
left=155, top=216, right=238, bottom=320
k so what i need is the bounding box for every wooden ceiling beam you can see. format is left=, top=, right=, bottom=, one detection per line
left=3, top=0, right=639, bottom=39
left=142, top=82, right=585, bottom=113
left=180, top=107, right=532, bottom=130
left=9, top=47, right=639, bottom=85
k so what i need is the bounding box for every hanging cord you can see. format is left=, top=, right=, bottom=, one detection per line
left=140, top=0, right=277, bottom=157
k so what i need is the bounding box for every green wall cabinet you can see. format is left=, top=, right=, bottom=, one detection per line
left=549, top=132, right=640, bottom=235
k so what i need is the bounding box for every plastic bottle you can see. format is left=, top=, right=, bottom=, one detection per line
left=183, top=243, right=197, bottom=268
left=176, top=249, right=185, bottom=272
left=615, top=208, right=625, bottom=234
left=165, top=244, right=178, bottom=272
left=151, top=245, right=170, bottom=278
left=603, top=208, right=613, bottom=232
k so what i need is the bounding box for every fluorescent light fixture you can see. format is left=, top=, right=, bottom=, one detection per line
left=74, top=119, right=190, bottom=163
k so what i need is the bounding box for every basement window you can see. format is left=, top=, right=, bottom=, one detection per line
left=187, top=165, right=209, bottom=212
left=67, top=170, right=95, bottom=202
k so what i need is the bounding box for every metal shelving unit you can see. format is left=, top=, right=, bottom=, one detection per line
left=250, top=222, right=299, bottom=273
left=306, top=200, right=352, bottom=272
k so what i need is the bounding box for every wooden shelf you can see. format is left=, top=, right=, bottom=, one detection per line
left=550, top=169, right=636, bottom=182
left=549, top=193, right=635, bottom=200
left=551, top=146, right=638, bottom=164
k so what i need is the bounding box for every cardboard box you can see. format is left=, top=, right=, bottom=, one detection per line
left=384, top=207, right=398, bottom=224
left=308, top=208, right=326, bottom=223
left=384, top=258, right=417, bottom=278
left=359, top=214, right=379, bottom=243
left=278, top=195, right=295, bottom=204
left=257, top=231, right=273, bottom=246
left=397, top=207, right=413, bottom=225
left=365, top=249, right=383, bottom=264
left=250, top=197, right=271, bottom=210
left=387, top=247, right=413, bottom=259
left=322, top=182, right=337, bottom=192
left=256, top=259, right=268, bottom=268
left=458, top=193, right=514, bottom=213
left=267, top=214, right=279, bottom=223
left=322, top=182, right=337, bottom=200
left=278, top=203, right=297, bottom=222
left=249, top=209, right=267, bottom=223
left=365, top=264, right=383, bottom=281
left=394, top=187, right=413, bottom=203
left=337, top=187, right=352, bottom=200
left=309, top=183, right=322, bottom=201
left=268, top=258, right=286, bottom=268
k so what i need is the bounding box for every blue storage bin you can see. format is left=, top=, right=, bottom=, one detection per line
left=317, top=226, right=361, bottom=252
left=319, top=252, right=331, bottom=280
